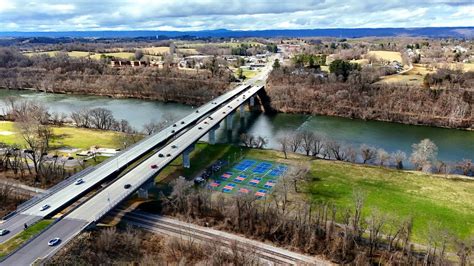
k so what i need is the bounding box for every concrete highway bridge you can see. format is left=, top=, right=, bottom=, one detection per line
left=0, top=64, right=271, bottom=265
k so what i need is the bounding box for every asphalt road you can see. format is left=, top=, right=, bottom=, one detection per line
left=0, top=83, right=252, bottom=245
left=0, top=214, right=41, bottom=244
left=1, top=85, right=265, bottom=265
left=1, top=59, right=274, bottom=264
left=1, top=218, right=88, bottom=266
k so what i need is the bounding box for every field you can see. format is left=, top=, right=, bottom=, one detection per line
left=24, top=51, right=90, bottom=58
left=154, top=143, right=474, bottom=244
left=89, top=52, right=135, bottom=60
left=23, top=51, right=135, bottom=60
left=0, top=121, right=122, bottom=150
left=378, top=64, right=434, bottom=85
left=142, top=46, right=169, bottom=55
left=367, top=50, right=403, bottom=62
left=207, top=158, right=287, bottom=198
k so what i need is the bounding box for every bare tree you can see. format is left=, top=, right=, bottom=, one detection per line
left=240, top=133, right=254, bottom=148
left=376, top=148, right=390, bottom=166
left=70, top=108, right=92, bottom=128
left=360, top=144, right=377, bottom=164
left=456, top=159, right=473, bottom=176
left=277, top=133, right=291, bottom=159
left=289, top=132, right=303, bottom=153
left=326, top=140, right=346, bottom=161
left=410, top=139, right=438, bottom=172
left=89, top=107, right=115, bottom=130
left=310, top=133, right=325, bottom=158
left=16, top=121, right=52, bottom=183
left=252, top=135, right=268, bottom=149
left=391, top=150, right=407, bottom=169
left=300, top=130, right=315, bottom=156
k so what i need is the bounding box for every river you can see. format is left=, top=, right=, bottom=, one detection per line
left=1, top=89, right=473, bottom=166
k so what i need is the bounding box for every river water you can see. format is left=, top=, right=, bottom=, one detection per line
left=1, top=89, right=473, bottom=165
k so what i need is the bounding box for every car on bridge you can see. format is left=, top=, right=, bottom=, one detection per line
left=150, top=164, right=158, bottom=169
left=48, top=237, right=61, bottom=246
left=124, top=184, right=132, bottom=189
left=74, top=178, right=84, bottom=185
left=40, top=204, right=50, bottom=211
left=0, top=229, right=9, bottom=236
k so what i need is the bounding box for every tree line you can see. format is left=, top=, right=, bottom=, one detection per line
left=161, top=172, right=472, bottom=265
left=276, top=130, right=474, bottom=176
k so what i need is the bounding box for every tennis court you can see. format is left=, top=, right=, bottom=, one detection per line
left=207, top=158, right=288, bottom=199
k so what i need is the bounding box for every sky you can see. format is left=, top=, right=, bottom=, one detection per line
left=0, top=0, right=473, bottom=32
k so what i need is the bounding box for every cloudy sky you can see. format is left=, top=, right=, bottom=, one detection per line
left=0, top=0, right=473, bottom=32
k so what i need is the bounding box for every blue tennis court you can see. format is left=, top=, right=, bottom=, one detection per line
left=252, top=162, right=273, bottom=174
left=269, top=164, right=288, bottom=177
left=234, top=159, right=256, bottom=171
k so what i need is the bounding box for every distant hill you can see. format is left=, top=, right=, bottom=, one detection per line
left=0, top=27, right=473, bottom=39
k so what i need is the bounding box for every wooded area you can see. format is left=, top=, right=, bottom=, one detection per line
left=267, top=66, right=474, bottom=129
left=0, top=48, right=232, bottom=106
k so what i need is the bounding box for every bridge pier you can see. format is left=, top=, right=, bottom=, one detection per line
left=239, top=104, right=245, bottom=117
left=225, top=112, right=234, bottom=130
left=137, top=180, right=154, bottom=199
left=249, top=96, right=255, bottom=107
left=208, top=124, right=220, bottom=145
left=182, top=143, right=195, bottom=168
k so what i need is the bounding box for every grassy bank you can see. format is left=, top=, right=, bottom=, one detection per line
left=155, top=142, right=474, bottom=244
left=0, top=220, right=53, bottom=258
left=0, top=121, right=122, bottom=150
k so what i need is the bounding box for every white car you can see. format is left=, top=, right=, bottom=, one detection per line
left=0, top=229, right=9, bottom=236
left=40, top=204, right=50, bottom=211
left=74, top=178, right=84, bottom=185
left=48, top=237, right=61, bottom=246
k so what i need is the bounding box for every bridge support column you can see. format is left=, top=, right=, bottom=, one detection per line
left=208, top=124, right=220, bottom=145
left=249, top=96, right=255, bottom=107
left=225, top=112, right=234, bottom=130
left=239, top=104, right=245, bottom=117
left=182, top=143, right=195, bottom=168
left=137, top=180, right=154, bottom=199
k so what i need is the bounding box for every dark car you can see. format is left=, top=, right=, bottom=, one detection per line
left=150, top=164, right=158, bottom=169
left=124, top=184, right=131, bottom=189
left=158, top=154, right=164, bottom=158
left=166, top=153, right=172, bottom=157
left=181, top=121, right=185, bottom=124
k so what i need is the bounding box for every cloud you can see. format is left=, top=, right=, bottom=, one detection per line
left=0, top=0, right=472, bottom=31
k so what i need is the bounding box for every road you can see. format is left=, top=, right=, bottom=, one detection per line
left=0, top=83, right=252, bottom=244
left=119, top=210, right=329, bottom=265
left=1, top=60, right=274, bottom=264
left=1, top=85, right=266, bottom=265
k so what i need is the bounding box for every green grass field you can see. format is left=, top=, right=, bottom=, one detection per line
left=154, top=143, right=474, bottom=244
left=0, top=219, right=53, bottom=258
left=0, top=121, right=122, bottom=150
left=208, top=158, right=286, bottom=197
